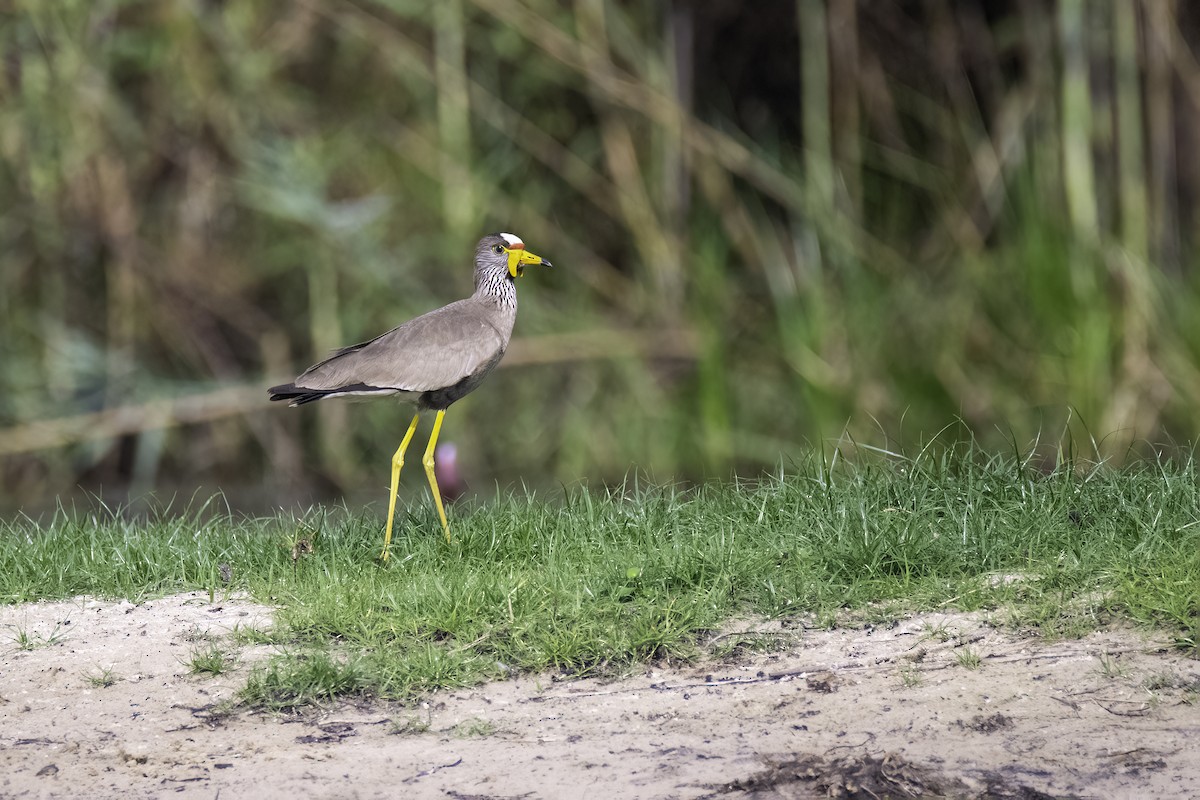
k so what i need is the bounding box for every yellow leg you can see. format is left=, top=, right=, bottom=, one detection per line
left=381, top=413, right=421, bottom=561
left=422, top=409, right=452, bottom=543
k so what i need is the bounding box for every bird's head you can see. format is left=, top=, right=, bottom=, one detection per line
left=477, top=232, right=553, bottom=279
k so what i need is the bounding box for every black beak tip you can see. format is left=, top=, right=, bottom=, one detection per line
left=542, top=259, right=554, bottom=269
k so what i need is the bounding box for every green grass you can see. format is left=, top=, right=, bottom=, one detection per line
left=389, top=714, right=432, bottom=736
left=186, top=644, right=236, bottom=676
left=956, top=647, right=982, bottom=671
left=5, top=621, right=69, bottom=651
left=898, top=663, right=923, bottom=688
left=452, top=718, right=498, bottom=738
left=2, top=449, right=1198, bottom=708
left=84, top=665, right=120, bottom=688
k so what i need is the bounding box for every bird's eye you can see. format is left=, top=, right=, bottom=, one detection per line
left=492, top=244, right=505, bottom=254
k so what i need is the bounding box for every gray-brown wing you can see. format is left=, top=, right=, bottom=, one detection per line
left=296, top=301, right=506, bottom=392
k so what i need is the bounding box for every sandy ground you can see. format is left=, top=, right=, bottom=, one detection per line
left=2, top=593, right=1198, bottom=800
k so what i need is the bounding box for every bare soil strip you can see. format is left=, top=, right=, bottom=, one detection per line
left=2, top=593, right=1198, bottom=799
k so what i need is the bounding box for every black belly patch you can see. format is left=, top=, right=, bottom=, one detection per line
left=420, top=374, right=480, bottom=410
left=418, top=350, right=505, bottom=410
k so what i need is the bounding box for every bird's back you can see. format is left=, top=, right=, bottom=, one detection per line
left=292, top=295, right=515, bottom=399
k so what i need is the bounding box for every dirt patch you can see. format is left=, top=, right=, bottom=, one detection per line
left=714, top=751, right=1058, bottom=799
left=3, top=594, right=1199, bottom=799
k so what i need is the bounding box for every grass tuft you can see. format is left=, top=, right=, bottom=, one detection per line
left=84, top=666, right=120, bottom=688
left=452, top=718, right=497, bottom=738
left=187, top=645, right=235, bottom=676
left=956, top=647, right=982, bottom=671
left=6, top=622, right=68, bottom=651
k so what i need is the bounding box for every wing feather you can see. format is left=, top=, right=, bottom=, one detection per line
left=295, top=300, right=506, bottom=393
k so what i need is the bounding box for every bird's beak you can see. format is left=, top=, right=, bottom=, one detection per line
left=507, top=246, right=552, bottom=278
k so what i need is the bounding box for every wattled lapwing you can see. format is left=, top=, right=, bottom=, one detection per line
left=269, top=233, right=552, bottom=560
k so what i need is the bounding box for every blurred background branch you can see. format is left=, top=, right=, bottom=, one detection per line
left=2, top=0, right=1200, bottom=512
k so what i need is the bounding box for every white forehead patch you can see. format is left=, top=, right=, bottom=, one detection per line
left=499, top=232, right=523, bottom=247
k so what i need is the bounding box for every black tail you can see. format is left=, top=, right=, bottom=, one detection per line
left=269, top=381, right=394, bottom=405
left=268, top=383, right=328, bottom=406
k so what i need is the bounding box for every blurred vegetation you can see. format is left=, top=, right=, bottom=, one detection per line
left=3, top=0, right=1200, bottom=511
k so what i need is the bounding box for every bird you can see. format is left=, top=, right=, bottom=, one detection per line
left=268, top=232, right=552, bottom=560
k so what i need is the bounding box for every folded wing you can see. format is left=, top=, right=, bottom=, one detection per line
left=296, top=301, right=506, bottom=393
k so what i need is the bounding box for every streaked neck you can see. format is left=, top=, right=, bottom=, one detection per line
left=474, top=268, right=517, bottom=310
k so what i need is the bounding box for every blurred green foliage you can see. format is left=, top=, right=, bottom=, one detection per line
left=2, top=1, right=1200, bottom=510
